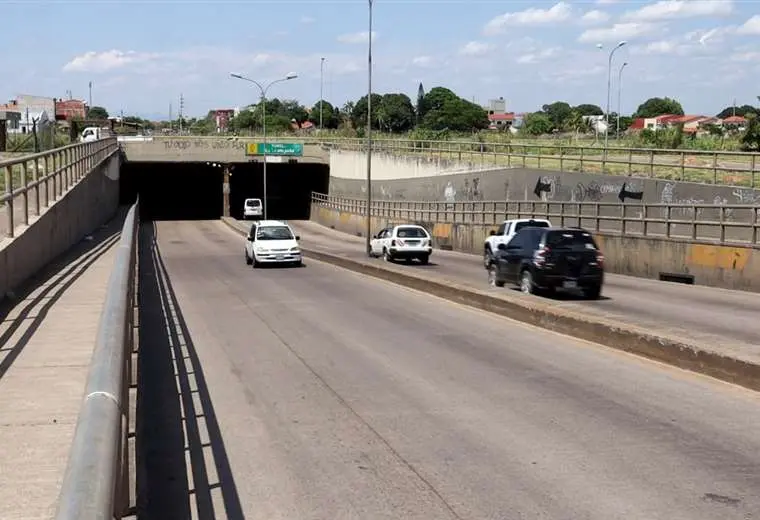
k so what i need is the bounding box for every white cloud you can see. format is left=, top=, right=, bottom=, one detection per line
left=458, top=41, right=494, bottom=56
left=578, top=22, right=659, bottom=43
left=737, top=15, right=760, bottom=34
left=337, top=31, right=376, bottom=44
left=483, top=2, right=572, bottom=35
left=581, top=10, right=611, bottom=25
left=517, top=47, right=561, bottom=64
left=622, top=0, right=733, bottom=22
left=62, top=50, right=156, bottom=73
left=300, top=16, right=315, bottom=24
left=411, top=56, right=436, bottom=68
left=731, top=50, right=760, bottom=62
left=596, top=0, right=618, bottom=4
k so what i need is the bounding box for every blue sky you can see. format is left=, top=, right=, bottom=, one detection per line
left=2, top=0, right=758, bottom=119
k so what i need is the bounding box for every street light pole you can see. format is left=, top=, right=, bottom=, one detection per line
left=617, top=61, right=628, bottom=140
left=605, top=40, right=626, bottom=149
left=230, top=72, right=298, bottom=220
left=365, top=0, right=373, bottom=257
left=320, top=57, right=325, bottom=131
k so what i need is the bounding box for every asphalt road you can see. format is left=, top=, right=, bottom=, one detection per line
left=279, top=219, right=760, bottom=359
left=137, top=219, right=760, bottom=520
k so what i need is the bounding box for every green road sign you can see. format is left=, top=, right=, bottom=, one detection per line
left=245, top=142, right=303, bottom=156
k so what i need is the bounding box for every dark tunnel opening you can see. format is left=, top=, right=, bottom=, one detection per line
left=120, top=161, right=330, bottom=221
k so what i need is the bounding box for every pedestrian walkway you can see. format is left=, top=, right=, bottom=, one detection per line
left=0, top=211, right=125, bottom=520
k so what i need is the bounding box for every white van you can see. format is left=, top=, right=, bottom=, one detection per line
left=243, top=198, right=263, bottom=220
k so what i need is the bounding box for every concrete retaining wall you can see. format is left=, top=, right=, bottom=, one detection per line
left=121, top=138, right=328, bottom=164
left=310, top=203, right=760, bottom=293
left=0, top=153, right=121, bottom=299
left=328, top=150, right=760, bottom=207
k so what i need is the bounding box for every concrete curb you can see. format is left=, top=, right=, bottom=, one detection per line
left=222, top=217, right=760, bottom=393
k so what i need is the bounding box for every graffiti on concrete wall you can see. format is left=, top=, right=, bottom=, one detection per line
left=463, top=177, right=484, bottom=201
left=444, top=182, right=456, bottom=202
left=162, top=139, right=247, bottom=151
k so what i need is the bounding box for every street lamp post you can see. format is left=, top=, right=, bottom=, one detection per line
left=605, top=40, right=626, bottom=149
left=230, top=72, right=298, bottom=220
left=617, top=61, right=628, bottom=139
left=320, top=57, right=325, bottom=131
left=365, top=0, right=374, bottom=257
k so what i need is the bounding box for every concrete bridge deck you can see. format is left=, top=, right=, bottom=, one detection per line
left=0, top=211, right=126, bottom=520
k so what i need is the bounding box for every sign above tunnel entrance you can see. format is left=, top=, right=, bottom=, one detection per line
left=245, top=142, right=303, bottom=157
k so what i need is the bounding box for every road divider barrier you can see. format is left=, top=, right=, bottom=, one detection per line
left=223, top=216, right=760, bottom=393
left=311, top=193, right=760, bottom=293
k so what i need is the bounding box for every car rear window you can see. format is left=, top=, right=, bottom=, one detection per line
left=514, top=220, right=549, bottom=233
left=396, top=226, right=428, bottom=238
left=246, top=200, right=261, bottom=207
left=545, top=229, right=597, bottom=249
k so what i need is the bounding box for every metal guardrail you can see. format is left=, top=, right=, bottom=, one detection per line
left=312, top=193, right=760, bottom=247
left=0, top=137, right=119, bottom=238
left=54, top=199, right=139, bottom=520
left=138, top=135, right=760, bottom=187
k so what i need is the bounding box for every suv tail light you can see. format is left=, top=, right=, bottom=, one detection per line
left=533, top=245, right=550, bottom=266
left=594, top=251, right=605, bottom=267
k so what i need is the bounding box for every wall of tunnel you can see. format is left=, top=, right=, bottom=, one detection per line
left=120, top=161, right=330, bottom=221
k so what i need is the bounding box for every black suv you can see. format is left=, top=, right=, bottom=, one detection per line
left=487, top=226, right=604, bottom=299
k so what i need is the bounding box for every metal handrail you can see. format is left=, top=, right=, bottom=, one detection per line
left=312, top=193, right=760, bottom=247
left=0, top=137, right=119, bottom=238
left=54, top=198, right=139, bottom=520
left=131, top=135, right=760, bottom=187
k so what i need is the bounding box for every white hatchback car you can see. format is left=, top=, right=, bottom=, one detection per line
left=245, top=220, right=302, bottom=267
left=369, top=224, right=433, bottom=264
left=243, top=198, right=263, bottom=220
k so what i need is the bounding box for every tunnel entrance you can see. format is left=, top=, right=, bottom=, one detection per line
left=228, top=162, right=329, bottom=220
left=120, top=161, right=330, bottom=221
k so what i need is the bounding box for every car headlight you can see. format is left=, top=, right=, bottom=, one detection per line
left=289, top=247, right=301, bottom=253
left=255, top=246, right=268, bottom=253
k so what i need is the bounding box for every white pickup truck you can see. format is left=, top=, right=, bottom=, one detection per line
left=483, top=218, right=552, bottom=268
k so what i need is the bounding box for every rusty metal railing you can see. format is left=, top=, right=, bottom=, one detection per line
left=0, top=137, right=119, bottom=239
left=312, top=193, right=760, bottom=247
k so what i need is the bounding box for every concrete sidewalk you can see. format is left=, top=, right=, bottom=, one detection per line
left=0, top=213, right=124, bottom=520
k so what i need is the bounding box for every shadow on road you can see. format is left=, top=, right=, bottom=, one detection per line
left=0, top=208, right=126, bottom=381
left=135, top=221, right=244, bottom=520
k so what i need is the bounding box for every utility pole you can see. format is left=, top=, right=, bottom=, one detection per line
left=179, top=94, right=184, bottom=134
left=88, top=81, right=93, bottom=112
left=169, top=103, right=173, bottom=132
left=365, top=0, right=373, bottom=257
left=320, top=57, right=325, bottom=131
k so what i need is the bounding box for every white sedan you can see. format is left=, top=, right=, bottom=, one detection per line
left=369, top=224, right=433, bottom=264
left=245, top=220, right=302, bottom=267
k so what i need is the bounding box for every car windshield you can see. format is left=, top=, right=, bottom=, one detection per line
left=545, top=229, right=597, bottom=250
left=514, top=220, right=549, bottom=233
left=396, top=226, right=427, bottom=238
left=246, top=200, right=261, bottom=207
left=256, top=226, right=294, bottom=240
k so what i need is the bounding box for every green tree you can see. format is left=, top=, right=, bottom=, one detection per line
left=574, top=104, right=604, bottom=116
left=351, top=93, right=384, bottom=130
left=377, top=93, right=415, bottom=133
left=633, top=97, right=684, bottom=118
left=716, top=105, right=758, bottom=119
left=541, top=101, right=573, bottom=131
left=522, top=112, right=553, bottom=136
left=420, top=87, right=489, bottom=132
left=309, top=100, right=339, bottom=129
left=741, top=97, right=760, bottom=151
left=416, top=82, right=426, bottom=124
left=280, top=99, right=308, bottom=125
left=87, top=106, right=109, bottom=119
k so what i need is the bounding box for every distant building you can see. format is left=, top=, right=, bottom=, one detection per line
left=209, top=109, right=235, bottom=132
left=485, top=97, right=507, bottom=115
left=55, top=98, right=87, bottom=121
